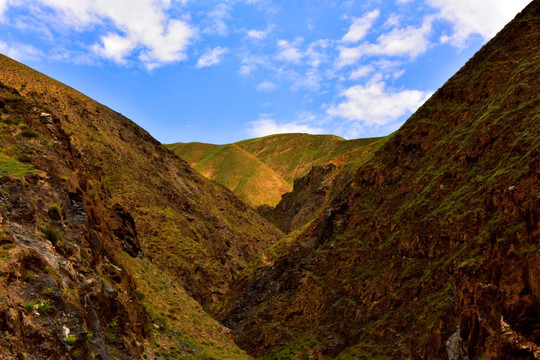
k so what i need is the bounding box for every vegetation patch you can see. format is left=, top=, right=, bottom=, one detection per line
left=0, top=153, right=35, bottom=177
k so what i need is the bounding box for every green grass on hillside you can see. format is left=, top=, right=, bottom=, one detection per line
left=0, top=153, right=35, bottom=177
left=167, top=134, right=381, bottom=207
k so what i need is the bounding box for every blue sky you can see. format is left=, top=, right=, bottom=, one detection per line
left=0, top=0, right=531, bottom=144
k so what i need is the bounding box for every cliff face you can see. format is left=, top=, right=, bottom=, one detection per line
left=0, top=82, right=147, bottom=359
left=217, top=2, right=540, bottom=359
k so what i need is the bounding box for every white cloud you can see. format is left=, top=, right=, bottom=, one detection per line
left=204, top=3, right=231, bottom=37
left=328, top=80, right=432, bottom=126
left=337, top=17, right=433, bottom=67
left=196, top=46, right=228, bottom=68
left=0, top=0, right=8, bottom=19
left=255, top=81, right=277, bottom=92
left=276, top=38, right=304, bottom=64
left=247, top=29, right=267, bottom=40
left=0, top=40, right=43, bottom=62
left=4, top=0, right=195, bottom=68
left=247, top=116, right=323, bottom=137
left=238, top=54, right=269, bottom=75
left=341, top=10, right=379, bottom=43
left=349, top=65, right=373, bottom=80
left=427, top=0, right=530, bottom=47
left=92, top=33, right=135, bottom=64
left=305, top=39, right=330, bottom=68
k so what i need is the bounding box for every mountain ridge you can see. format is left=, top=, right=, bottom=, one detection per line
left=168, top=133, right=381, bottom=207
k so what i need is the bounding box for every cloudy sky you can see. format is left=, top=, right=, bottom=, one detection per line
left=0, top=0, right=531, bottom=144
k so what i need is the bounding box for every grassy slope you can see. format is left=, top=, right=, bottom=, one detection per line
left=0, top=54, right=282, bottom=359
left=170, top=143, right=292, bottom=207
left=168, top=134, right=380, bottom=207
left=236, top=133, right=380, bottom=183
left=217, top=3, right=540, bottom=359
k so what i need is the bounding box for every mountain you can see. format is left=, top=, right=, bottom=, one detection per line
left=167, top=134, right=381, bottom=207
left=168, top=142, right=292, bottom=207
left=216, top=2, right=540, bottom=359
left=0, top=54, right=281, bottom=359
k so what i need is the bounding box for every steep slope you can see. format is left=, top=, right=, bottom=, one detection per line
left=260, top=137, right=387, bottom=233
left=0, top=82, right=147, bottom=359
left=168, top=134, right=380, bottom=207
left=168, top=142, right=292, bottom=207
left=217, top=2, right=540, bottom=359
left=0, top=54, right=282, bottom=311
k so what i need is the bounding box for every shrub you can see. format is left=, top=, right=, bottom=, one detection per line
left=20, top=127, right=39, bottom=138
left=41, top=226, right=61, bottom=245
left=16, top=155, right=32, bottom=163
left=42, top=287, right=54, bottom=296
left=107, top=335, right=118, bottom=344
left=50, top=203, right=62, bottom=215
left=64, top=335, right=77, bottom=346
left=23, top=271, right=34, bottom=282
left=24, top=301, right=36, bottom=311
left=37, top=301, right=50, bottom=314
left=133, top=289, right=145, bottom=300
left=85, top=331, right=93, bottom=341
left=43, top=266, right=52, bottom=274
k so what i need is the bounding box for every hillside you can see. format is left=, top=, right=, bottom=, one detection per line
left=167, top=134, right=380, bottom=207
left=216, top=2, right=540, bottom=359
left=168, top=142, right=292, bottom=207
left=0, top=53, right=282, bottom=359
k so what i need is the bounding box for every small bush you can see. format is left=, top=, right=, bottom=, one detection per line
left=24, top=301, right=36, bottom=311
left=41, top=226, right=61, bottom=245
left=42, top=287, right=54, bottom=296
left=133, top=289, right=145, bottom=300
left=109, top=320, right=118, bottom=328
left=50, top=203, right=62, bottom=215
left=23, top=271, right=34, bottom=282
left=85, top=331, right=93, bottom=341
left=16, top=155, right=32, bottom=163
left=107, top=335, right=118, bottom=344
left=43, top=266, right=52, bottom=274
left=64, top=334, right=77, bottom=346
left=71, top=349, right=83, bottom=359
left=20, top=127, right=39, bottom=138
left=37, top=301, right=50, bottom=314
left=1, top=117, right=20, bottom=125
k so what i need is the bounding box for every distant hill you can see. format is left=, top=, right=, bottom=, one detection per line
left=167, top=134, right=381, bottom=207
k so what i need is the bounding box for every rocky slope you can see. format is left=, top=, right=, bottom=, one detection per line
left=216, top=2, right=540, bottom=359
left=0, top=54, right=282, bottom=358
left=0, top=82, right=147, bottom=359
left=259, top=137, right=386, bottom=233
left=168, top=135, right=380, bottom=207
